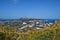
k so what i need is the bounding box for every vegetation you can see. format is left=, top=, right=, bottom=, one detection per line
left=0, top=20, right=60, bottom=40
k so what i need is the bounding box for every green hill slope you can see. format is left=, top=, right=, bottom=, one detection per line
left=0, top=20, right=60, bottom=40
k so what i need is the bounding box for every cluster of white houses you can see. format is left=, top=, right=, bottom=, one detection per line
left=18, top=20, right=54, bottom=30
left=0, top=19, right=54, bottom=30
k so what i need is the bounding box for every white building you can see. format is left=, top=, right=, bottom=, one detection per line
left=23, top=22, right=27, bottom=25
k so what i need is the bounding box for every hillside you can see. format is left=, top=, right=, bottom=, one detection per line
left=0, top=20, right=60, bottom=40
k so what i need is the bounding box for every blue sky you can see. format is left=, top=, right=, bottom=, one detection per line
left=0, top=0, right=60, bottom=19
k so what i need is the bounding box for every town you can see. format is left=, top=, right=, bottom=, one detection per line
left=0, top=18, right=56, bottom=32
